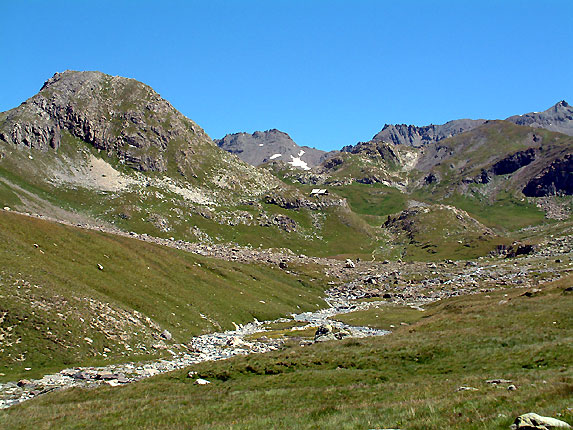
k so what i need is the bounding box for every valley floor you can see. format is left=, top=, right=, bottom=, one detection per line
left=0, top=209, right=571, bottom=429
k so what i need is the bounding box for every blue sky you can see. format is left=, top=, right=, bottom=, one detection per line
left=1, top=0, right=572, bottom=151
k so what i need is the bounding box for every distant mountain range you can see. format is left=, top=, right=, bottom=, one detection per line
left=218, top=101, right=573, bottom=169
left=364, top=100, right=573, bottom=149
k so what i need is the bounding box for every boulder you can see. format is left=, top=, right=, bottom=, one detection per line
left=314, top=324, right=337, bottom=342
left=511, top=413, right=571, bottom=429
left=335, top=328, right=351, bottom=339
left=160, top=329, right=172, bottom=341
left=17, top=379, right=32, bottom=387
left=344, top=259, right=355, bottom=268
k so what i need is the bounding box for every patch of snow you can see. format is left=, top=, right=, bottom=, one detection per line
left=288, top=155, right=310, bottom=170
left=298, top=149, right=305, bottom=157
left=269, top=153, right=282, bottom=160
left=259, top=144, right=264, bottom=147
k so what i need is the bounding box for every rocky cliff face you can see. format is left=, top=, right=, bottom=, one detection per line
left=340, top=140, right=401, bottom=166
left=522, top=154, right=573, bottom=197
left=507, top=100, right=573, bottom=136
left=0, top=71, right=210, bottom=173
left=215, top=129, right=336, bottom=169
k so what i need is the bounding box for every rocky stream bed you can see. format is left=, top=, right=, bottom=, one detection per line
left=0, top=284, right=391, bottom=410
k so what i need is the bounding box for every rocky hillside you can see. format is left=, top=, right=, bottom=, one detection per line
left=414, top=121, right=573, bottom=198
left=0, top=70, right=281, bottom=196
left=216, top=129, right=335, bottom=169
left=0, top=71, right=206, bottom=173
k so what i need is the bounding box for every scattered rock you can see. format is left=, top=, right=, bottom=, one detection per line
left=96, top=371, right=116, bottom=380
left=344, top=259, right=355, bottom=268
left=160, top=330, right=172, bottom=341
left=116, top=375, right=129, bottom=384
left=97, top=263, right=104, bottom=270
left=335, top=329, right=351, bottom=339
left=456, top=386, right=479, bottom=392
left=522, top=289, right=542, bottom=297
left=486, top=379, right=513, bottom=385
left=194, top=378, right=211, bottom=385
left=511, top=412, right=571, bottom=429
left=507, top=384, right=517, bottom=391
left=17, top=380, right=31, bottom=388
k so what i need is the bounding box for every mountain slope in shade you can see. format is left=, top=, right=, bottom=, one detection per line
left=506, top=100, right=573, bottom=136
left=215, top=129, right=336, bottom=169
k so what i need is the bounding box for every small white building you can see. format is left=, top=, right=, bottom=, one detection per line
left=310, top=188, right=328, bottom=196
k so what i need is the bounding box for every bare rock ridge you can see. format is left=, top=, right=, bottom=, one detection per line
left=215, top=129, right=336, bottom=169
left=0, top=70, right=212, bottom=174
left=345, top=100, right=572, bottom=152
left=365, top=118, right=487, bottom=148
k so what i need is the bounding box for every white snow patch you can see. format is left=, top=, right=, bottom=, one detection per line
left=269, top=153, right=282, bottom=160
left=259, top=144, right=264, bottom=147
left=289, top=155, right=310, bottom=170
left=298, top=149, right=305, bottom=157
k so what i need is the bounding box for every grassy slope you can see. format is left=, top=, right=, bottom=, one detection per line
left=0, top=211, right=329, bottom=381
left=3, top=276, right=571, bottom=429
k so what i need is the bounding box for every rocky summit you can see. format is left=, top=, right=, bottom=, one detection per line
left=0, top=70, right=205, bottom=172
left=507, top=100, right=573, bottom=137
left=216, top=128, right=336, bottom=169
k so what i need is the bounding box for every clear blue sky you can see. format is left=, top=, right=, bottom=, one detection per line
left=1, top=0, right=572, bottom=151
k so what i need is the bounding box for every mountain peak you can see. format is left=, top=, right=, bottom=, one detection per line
left=1, top=70, right=210, bottom=173
left=506, top=100, right=573, bottom=136
left=216, top=129, right=333, bottom=168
